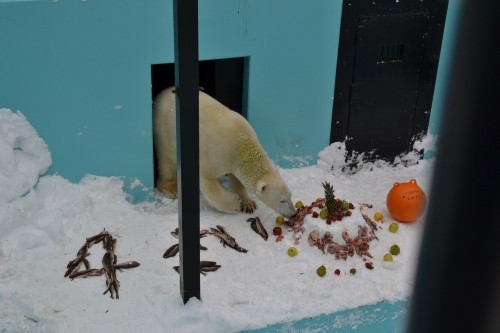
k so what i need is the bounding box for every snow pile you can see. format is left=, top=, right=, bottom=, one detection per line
left=0, top=109, right=52, bottom=203
left=317, top=135, right=437, bottom=176
left=0, top=109, right=436, bottom=332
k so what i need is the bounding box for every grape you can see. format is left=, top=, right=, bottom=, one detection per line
left=316, top=265, right=327, bottom=277
left=390, top=245, right=400, bottom=255
left=287, top=247, right=298, bottom=257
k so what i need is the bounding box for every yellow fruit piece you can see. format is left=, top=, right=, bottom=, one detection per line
left=374, top=211, right=384, bottom=221
left=316, top=265, right=327, bottom=277
left=295, top=201, right=304, bottom=209
left=383, top=253, right=393, bottom=262
left=275, top=215, right=285, bottom=225
left=287, top=246, right=298, bottom=257
left=389, top=222, right=399, bottom=233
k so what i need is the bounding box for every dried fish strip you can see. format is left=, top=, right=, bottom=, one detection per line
left=64, top=229, right=140, bottom=300
left=210, top=225, right=247, bottom=253
left=173, top=261, right=221, bottom=276
left=163, top=243, right=180, bottom=259
left=163, top=229, right=209, bottom=259
left=113, top=261, right=140, bottom=270
left=246, top=217, right=268, bottom=240
left=69, top=268, right=103, bottom=280
left=171, top=228, right=210, bottom=239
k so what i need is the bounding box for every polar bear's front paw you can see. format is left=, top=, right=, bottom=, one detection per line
left=240, top=199, right=257, bottom=214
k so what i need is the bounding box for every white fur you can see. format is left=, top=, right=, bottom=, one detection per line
left=153, top=87, right=295, bottom=217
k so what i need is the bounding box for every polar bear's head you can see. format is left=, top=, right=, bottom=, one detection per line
left=255, top=172, right=295, bottom=218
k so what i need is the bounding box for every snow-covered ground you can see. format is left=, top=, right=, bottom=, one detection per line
left=0, top=108, right=435, bottom=332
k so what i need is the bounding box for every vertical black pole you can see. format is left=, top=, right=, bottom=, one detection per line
left=173, top=0, right=200, bottom=302
left=406, top=1, right=500, bottom=332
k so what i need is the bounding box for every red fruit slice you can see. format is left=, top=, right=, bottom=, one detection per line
left=272, top=226, right=282, bottom=236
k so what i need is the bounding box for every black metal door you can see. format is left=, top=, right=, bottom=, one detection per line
left=349, top=13, right=428, bottom=158
left=331, top=0, right=448, bottom=163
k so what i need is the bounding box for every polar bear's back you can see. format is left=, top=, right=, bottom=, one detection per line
left=198, top=91, right=258, bottom=146
left=153, top=87, right=260, bottom=176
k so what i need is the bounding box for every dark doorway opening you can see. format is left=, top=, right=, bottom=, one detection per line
left=151, top=57, right=247, bottom=186
left=151, top=57, right=246, bottom=114
left=330, top=0, right=449, bottom=165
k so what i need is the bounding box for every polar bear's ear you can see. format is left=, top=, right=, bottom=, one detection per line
left=256, top=180, right=267, bottom=195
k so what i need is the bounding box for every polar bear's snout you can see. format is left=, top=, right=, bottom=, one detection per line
left=255, top=179, right=295, bottom=218
left=268, top=197, right=295, bottom=218
left=277, top=199, right=296, bottom=218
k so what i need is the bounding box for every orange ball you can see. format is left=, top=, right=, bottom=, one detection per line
left=386, top=179, right=427, bottom=223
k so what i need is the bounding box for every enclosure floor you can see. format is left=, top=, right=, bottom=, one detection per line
left=244, top=300, right=407, bottom=333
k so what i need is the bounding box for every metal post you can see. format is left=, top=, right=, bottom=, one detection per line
left=173, top=0, right=200, bottom=303
left=406, top=1, right=500, bottom=332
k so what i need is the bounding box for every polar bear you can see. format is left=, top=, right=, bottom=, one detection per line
left=153, top=87, right=296, bottom=217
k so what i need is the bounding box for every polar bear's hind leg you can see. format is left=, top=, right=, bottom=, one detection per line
left=156, top=160, right=178, bottom=199
left=157, top=179, right=178, bottom=199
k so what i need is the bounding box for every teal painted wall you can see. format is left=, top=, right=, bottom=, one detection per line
left=0, top=0, right=340, bottom=195
left=243, top=1, right=340, bottom=167
left=0, top=0, right=460, bottom=198
left=428, top=0, right=463, bottom=135
left=0, top=0, right=173, bottom=191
